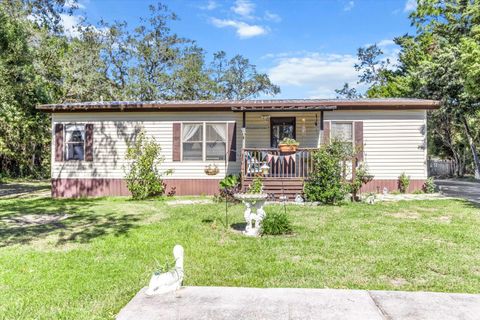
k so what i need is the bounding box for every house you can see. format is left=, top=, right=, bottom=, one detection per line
left=37, top=99, right=440, bottom=198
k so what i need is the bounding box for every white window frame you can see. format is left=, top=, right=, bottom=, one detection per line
left=181, top=121, right=232, bottom=162
left=64, top=123, right=86, bottom=161
left=331, top=121, right=354, bottom=146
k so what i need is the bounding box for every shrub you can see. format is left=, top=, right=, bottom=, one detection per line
left=124, top=131, right=172, bottom=200
left=217, top=174, right=241, bottom=202
left=423, top=177, right=436, bottom=193
left=398, top=172, right=410, bottom=193
left=348, top=164, right=373, bottom=201
left=247, top=176, right=263, bottom=194
left=262, top=211, right=292, bottom=235
left=412, top=189, right=424, bottom=194
left=304, top=141, right=350, bottom=204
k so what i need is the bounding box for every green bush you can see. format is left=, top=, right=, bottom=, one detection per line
left=398, top=172, right=410, bottom=193
left=423, top=177, right=436, bottom=193
left=124, top=131, right=172, bottom=200
left=348, top=164, right=373, bottom=201
left=304, top=141, right=351, bottom=204
left=262, top=211, right=292, bottom=235
left=217, top=174, right=241, bottom=202
left=247, top=176, right=263, bottom=194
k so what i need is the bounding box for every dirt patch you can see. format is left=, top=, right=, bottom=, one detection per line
left=1, top=214, right=70, bottom=226
left=435, top=216, right=451, bottom=223
left=0, top=181, right=50, bottom=199
left=388, top=212, right=420, bottom=219
left=389, top=278, right=408, bottom=287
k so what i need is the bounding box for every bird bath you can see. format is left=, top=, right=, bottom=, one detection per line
left=233, top=193, right=268, bottom=237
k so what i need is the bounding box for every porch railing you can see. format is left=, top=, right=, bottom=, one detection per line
left=241, top=148, right=318, bottom=179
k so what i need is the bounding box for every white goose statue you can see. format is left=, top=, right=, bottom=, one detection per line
left=145, top=245, right=184, bottom=296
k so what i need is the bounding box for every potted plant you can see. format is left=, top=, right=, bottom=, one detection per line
left=278, top=137, right=299, bottom=153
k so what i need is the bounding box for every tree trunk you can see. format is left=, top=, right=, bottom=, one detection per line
left=462, top=117, right=480, bottom=179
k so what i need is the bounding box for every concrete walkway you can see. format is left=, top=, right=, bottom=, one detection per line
left=436, top=179, right=480, bottom=204
left=116, top=286, right=480, bottom=320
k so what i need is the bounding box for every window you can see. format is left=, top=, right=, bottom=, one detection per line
left=181, top=122, right=228, bottom=161
left=65, top=124, right=85, bottom=160
left=331, top=122, right=353, bottom=144
left=206, top=123, right=226, bottom=160
left=182, top=123, right=203, bottom=160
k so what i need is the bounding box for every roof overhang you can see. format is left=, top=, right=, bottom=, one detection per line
left=36, top=99, right=441, bottom=113
left=231, top=105, right=337, bottom=112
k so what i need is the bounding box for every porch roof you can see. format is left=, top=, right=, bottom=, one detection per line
left=37, top=98, right=440, bottom=113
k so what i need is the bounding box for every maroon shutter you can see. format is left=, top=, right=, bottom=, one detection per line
left=322, top=121, right=330, bottom=145
left=227, top=122, right=236, bottom=162
left=85, top=124, right=94, bottom=161
left=172, top=123, right=181, bottom=161
left=354, top=121, right=364, bottom=162
left=54, top=123, right=64, bottom=162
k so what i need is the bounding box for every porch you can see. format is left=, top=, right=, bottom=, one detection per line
left=233, top=104, right=333, bottom=200
left=241, top=147, right=317, bottom=200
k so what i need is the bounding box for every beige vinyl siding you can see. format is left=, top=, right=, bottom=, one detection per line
left=325, top=110, right=427, bottom=179
left=52, top=112, right=242, bottom=179
left=51, top=109, right=427, bottom=180
left=244, top=112, right=321, bottom=148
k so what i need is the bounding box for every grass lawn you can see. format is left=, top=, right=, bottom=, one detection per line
left=0, top=193, right=479, bottom=319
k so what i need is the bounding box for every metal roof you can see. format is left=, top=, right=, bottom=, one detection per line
left=37, top=98, right=440, bottom=112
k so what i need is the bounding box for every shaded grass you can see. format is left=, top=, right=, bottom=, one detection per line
left=0, top=195, right=479, bottom=319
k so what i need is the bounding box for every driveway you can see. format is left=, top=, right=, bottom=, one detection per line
left=117, top=286, right=480, bottom=320
left=435, top=179, right=480, bottom=204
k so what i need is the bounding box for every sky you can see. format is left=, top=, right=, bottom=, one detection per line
left=65, top=0, right=418, bottom=99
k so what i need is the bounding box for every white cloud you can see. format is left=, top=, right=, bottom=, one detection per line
left=404, top=0, right=417, bottom=12
left=231, top=0, right=255, bottom=18
left=267, top=52, right=367, bottom=98
left=200, top=0, right=218, bottom=11
left=344, top=1, right=355, bottom=11
left=264, top=10, right=281, bottom=22
left=210, top=18, right=268, bottom=38
left=65, top=0, right=85, bottom=9
left=377, top=39, right=395, bottom=47
left=60, top=13, right=83, bottom=37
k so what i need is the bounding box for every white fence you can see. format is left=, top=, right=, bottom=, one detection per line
left=428, top=159, right=454, bottom=177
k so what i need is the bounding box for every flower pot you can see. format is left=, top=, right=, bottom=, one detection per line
left=278, top=144, right=298, bottom=153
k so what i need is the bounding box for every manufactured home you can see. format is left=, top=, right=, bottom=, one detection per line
left=37, top=99, right=440, bottom=198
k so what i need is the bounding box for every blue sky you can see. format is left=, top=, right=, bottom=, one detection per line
left=65, top=0, right=418, bottom=98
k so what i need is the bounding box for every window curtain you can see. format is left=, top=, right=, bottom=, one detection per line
left=209, top=123, right=227, bottom=142
left=182, top=123, right=201, bottom=141
left=66, top=124, right=85, bottom=142
left=332, top=123, right=352, bottom=141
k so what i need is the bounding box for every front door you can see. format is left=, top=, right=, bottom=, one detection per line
left=270, top=117, right=296, bottom=147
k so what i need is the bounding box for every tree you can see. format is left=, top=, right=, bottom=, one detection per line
left=0, top=5, right=58, bottom=177
left=0, top=1, right=281, bottom=178
left=335, top=83, right=362, bottom=99
left=61, top=26, right=112, bottom=102
left=355, top=44, right=390, bottom=87
left=336, top=44, right=390, bottom=99
left=211, top=51, right=280, bottom=100
left=340, top=0, right=480, bottom=178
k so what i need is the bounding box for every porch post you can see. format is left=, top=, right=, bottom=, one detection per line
left=320, top=111, right=324, bottom=131
left=241, top=111, right=246, bottom=149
